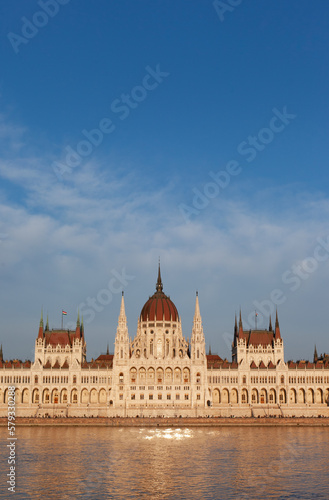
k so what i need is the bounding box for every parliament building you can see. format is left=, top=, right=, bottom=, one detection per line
left=0, top=266, right=329, bottom=417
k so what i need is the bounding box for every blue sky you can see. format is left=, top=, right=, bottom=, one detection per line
left=0, top=0, right=329, bottom=362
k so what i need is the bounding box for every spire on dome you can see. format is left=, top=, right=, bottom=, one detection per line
left=156, top=260, right=163, bottom=292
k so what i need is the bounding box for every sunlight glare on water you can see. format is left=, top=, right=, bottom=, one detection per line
left=0, top=426, right=328, bottom=500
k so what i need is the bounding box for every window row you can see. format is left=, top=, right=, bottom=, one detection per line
left=211, top=387, right=329, bottom=405
left=122, top=393, right=191, bottom=401
left=1, top=376, right=31, bottom=384
left=288, top=376, right=329, bottom=384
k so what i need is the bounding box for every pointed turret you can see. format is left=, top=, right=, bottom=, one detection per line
left=238, top=309, right=243, bottom=336
left=38, top=308, right=44, bottom=339
left=269, top=315, right=272, bottom=332
left=114, top=291, right=129, bottom=362
left=234, top=313, right=238, bottom=336
left=75, top=310, right=81, bottom=338
left=46, top=313, right=49, bottom=331
left=275, top=309, right=281, bottom=340
left=191, top=291, right=206, bottom=361
left=118, top=291, right=127, bottom=328
left=0, top=344, right=3, bottom=362
left=314, top=344, right=318, bottom=363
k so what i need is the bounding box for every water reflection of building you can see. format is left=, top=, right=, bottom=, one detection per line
left=0, top=265, right=329, bottom=417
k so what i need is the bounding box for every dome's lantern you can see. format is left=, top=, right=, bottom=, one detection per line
left=140, top=264, right=179, bottom=322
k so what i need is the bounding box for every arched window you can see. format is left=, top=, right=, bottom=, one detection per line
left=34, top=375, right=38, bottom=384
left=73, top=375, right=77, bottom=384
left=130, top=368, right=137, bottom=383
left=281, top=375, right=284, bottom=384
left=243, top=376, right=247, bottom=384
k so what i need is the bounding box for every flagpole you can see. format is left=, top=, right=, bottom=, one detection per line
left=61, top=310, right=63, bottom=330
left=255, top=310, right=257, bottom=330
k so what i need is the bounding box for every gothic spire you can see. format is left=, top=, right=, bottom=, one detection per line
left=38, top=308, right=44, bottom=339
left=0, top=344, right=3, bottom=362
left=46, top=312, right=49, bottom=331
left=119, top=291, right=126, bottom=318
left=194, top=291, right=201, bottom=319
left=191, top=290, right=205, bottom=360
left=314, top=344, right=318, bottom=363
left=238, top=309, right=243, bottom=336
left=269, top=315, right=272, bottom=331
left=275, top=309, right=281, bottom=339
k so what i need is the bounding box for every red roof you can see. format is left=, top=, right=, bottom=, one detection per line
left=140, top=291, right=179, bottom=322
left=206, top=354, right=224, bottom=368
left=140, top=267, right=179, bottom=322
left=95, top=354, right=114, bottom=367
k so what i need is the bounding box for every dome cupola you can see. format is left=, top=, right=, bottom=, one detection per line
left=140, top=264, right=179, bottom=322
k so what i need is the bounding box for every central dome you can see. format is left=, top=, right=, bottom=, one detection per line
left=140, top=265, right=179, bottom=322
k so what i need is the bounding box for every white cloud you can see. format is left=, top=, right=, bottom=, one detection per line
left=0, top=113, right=329, bottom=362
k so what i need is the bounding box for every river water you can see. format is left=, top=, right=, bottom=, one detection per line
left=0, top=426, right=328, bottom=499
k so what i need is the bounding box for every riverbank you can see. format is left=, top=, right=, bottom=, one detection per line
left=1, top=416, right=329, bottom=427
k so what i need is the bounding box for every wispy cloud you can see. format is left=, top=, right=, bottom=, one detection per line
left=1, top=112, right=329, bottom=361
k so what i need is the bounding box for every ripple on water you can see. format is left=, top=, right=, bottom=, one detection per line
left=0, top=426, right=328, bottom=499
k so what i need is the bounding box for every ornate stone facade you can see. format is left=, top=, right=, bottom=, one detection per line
left=0, top=266, right=328, bottom=417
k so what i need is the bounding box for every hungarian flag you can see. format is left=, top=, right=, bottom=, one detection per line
left=62, top=310, right=67, bottom=315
